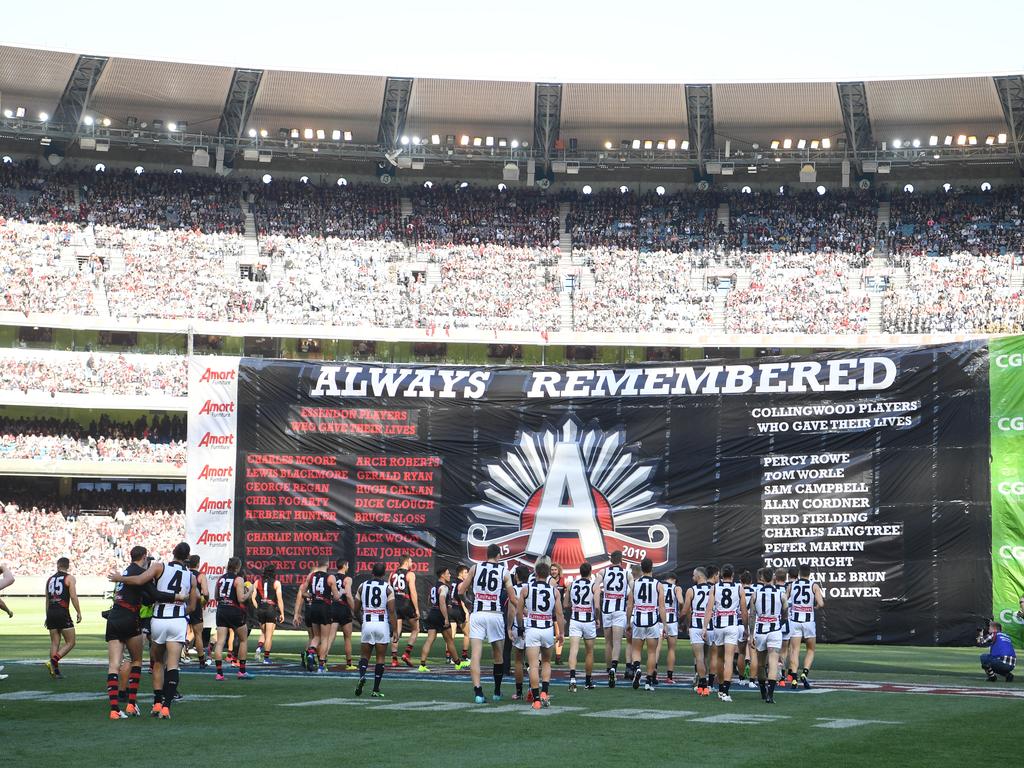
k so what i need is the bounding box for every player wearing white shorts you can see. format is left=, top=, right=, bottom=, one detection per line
left=626, top=558, right=666, bottom=692
left=705, top=564, right=748, bottom=702
left=779, top=565, right=798, bottom=684
left=737, top=571, right=755, bottom=686
left=751, top=567, right=788, bottom=704
left=599, top=550, right=632, bottom=688
left=682, top=568, right=712, bottom=696
left=353, top=562, right=397, bottom=698
left=565, top=561, right=600, bottom=692
left=517, top=562, right=564, bottom=710
left=459, top=544, right=518, bottom=704
left=703, top=565, right=721, bottom=691
left=507, top=565, right=530, bottom=701
left=787, top=563, right=825, bottom=689
left=659, top=573, right=682, bottom=685
left=111, top=542, right=197, bottom=719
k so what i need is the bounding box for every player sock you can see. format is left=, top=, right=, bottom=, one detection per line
left=666, top=670, right=673, bottom=680
left=51, top=655, right=61, bottom=672
left=373, top=663, right=384, bottom=692
left=532, top=687, right=540, bottom=702
left=153, top=688, right=163, bottom=706
left=215, top=659, right=223, bottom=675
left=585, top=675, right=592, bottom=686
left=802, top=667, right=809, bottom=677
left=515, top=682, right=523, bottom=696
left=461, top=650, right=469, bottom=661
left=492, top=664, right=504, bottom=695
left=264, top=653, right=271, bottom=662
left=163, top=670, right=179, bottom=709
left=107, top=674, right=119, bottom=711
left=758, top=678, right=767, bottom=699
left=767, top=679, right=776, bottom=697
left=541, top=680, right=549, bottom=695
left=405, top=644, right=413, bottom=655
left=128, top=665, right=141, bottom=705
left=239, top=660, right=247, bottom=674
left=474, top=685, right=484, bottom=697
left=723, top=680, right=731, bottom=694
left=568, top=669, right=576, bottom=680
left=699, top=676, right=707, bottom=689
left=652, top=670, right=658, bottom=683
left=358, top=657, right=369, bottom=681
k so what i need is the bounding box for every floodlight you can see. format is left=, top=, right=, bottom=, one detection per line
left=83, top=115, right=94, bottom=126
left=796, top=139, right=806, bottom=149
left=782, top=138, right=792, bottom=149
left=316, top=129, right=325, bottom=140
left=820, top=138, right=830, bottom=149
left=303, top=128, right=313, bottom=139
left=39, top=112, right=48, bottom=121
left=262, top=174, right=272, bottom=184
left=667, top=139, right=676, bottom=150
left=928, top=136, right=938, bottom=146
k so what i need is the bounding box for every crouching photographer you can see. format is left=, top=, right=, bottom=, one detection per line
left=976, top=620, right=1016, bottom=683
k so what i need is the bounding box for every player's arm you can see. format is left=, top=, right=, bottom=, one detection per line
left=657, top=583, right=667, bottom=631
left=703, top=588, right=716, bottom=627
left=67, top=574, right=82, bottom=623
left=458, top=565, right=476, bottom=597
left=0, top=562, right=15, bottom=591
left=250, top=582, right=259, bottom=610
left=780, top=594, right=789, bottom=624
left=625, top=585, right=634, bottom=619
left=503, top=573, right=519, bottom=610
left=515, top=584, right=526, bottom=631
left=813, top=582, right=825, bottom=609
left=408, top=571, right=419, bottom=617
left=110, top=560, right=162, bottom=585
left=553, top=592, right=565, bottom=641
left=739, top=586, right=749, bottom=626
left=438, top=584, right=451, bottom=626
left=387, top=588, right=397, bottom=639
left=275, top=580, right=285, bottom=623
left=593, top=581, right=603, bottom=628
left=186, top=577, right=199, bottom=613
left=328, top=574, right=340, bottom=601
left=343, top=577, right=354, bottom=612
left=352, top=586, right=362, bottom=617
left=236, top=575, right=252, bottom=605
left=292, top=573, right=311, bottom=624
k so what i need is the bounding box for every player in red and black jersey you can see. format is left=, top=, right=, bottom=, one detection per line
left=44, top=557, right=81, bottom=679
left=104, top=545, right=150, bottom=719
left=292, top=558, right=340, bottom=673
left=330, top=560, right=356, bottom=670
left=389, top=556, right=420, bottom=667
left=449, top=564, right=471, bottom=666
left=185, top=554, right=209, bottom=669
left=214, top=557, right=254, bottom=680
left=252, top=565, right=284, bottom=665
left=418, top=566, right=459, bottom=671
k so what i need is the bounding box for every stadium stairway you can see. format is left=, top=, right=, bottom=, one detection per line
left=711, top=290, right=728, bottom=332
left=876, top=201, right=891, bottom=252
left=400, top=195, right=413, bottom=226
left=239, top=204, right=259, bottom=273
left=558, top=291, right=573, bottom=331
left=558, top=201, right=573, bottom=254
left=93, top=274, right=111, bottom=317
left=716, top=202, right=730, bottom=233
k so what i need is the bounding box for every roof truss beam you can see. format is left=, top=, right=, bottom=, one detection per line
left=52, top=55, right=108, bottom=132
left=217, top=68, right=263, bottom=140
left=377, top=77, right=414, bottom=149
left=837, top=81, right=874, bottom=159
left=994, top=75, right=1024, bottom=169
left=533, top=83, right=562, bottom=168
left=685, top=85, right=715, bottom=165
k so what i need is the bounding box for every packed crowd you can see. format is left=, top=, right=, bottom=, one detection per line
left=572, top=247, right=715, bottom=333
left=0, top=351, right=187, bottom=397
left=404, top=186, right=560, bottom=247
left=253, top=180, right=401, bottom=240
left=887, top=188, right=1024, bottom=258
left=565, top=189, right=722, bottom=252
left=0, top=414, right=185, bottom=465
left=882, top=253, right=1024, bottom=333
left=0, top=220, right=100, bottom=316
left=724, top=252, right=871, bottom=334
left=0, top=491, right=185, bottom=577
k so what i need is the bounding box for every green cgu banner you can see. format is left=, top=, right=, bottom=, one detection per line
left=989, top=335, right=1024, bottom=645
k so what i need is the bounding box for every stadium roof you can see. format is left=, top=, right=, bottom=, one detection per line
left=0, top=44, right=1016, bottom=153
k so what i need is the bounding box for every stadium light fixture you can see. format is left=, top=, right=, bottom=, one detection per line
left=797, top=139, right=806, bottom=150
left=582, top=185, right=592, bottom=194
left=981, top=181, right=992, bottom=191
left=459, top=181, right=469, bottom=188
left=928, top=135, right=938, bottom=146
left=102, top=117, right=111, bottom=127
left=643, top=139, right=653, bottom=150
left=331, top=129, right=341, bottom=141
left=956, top=134, right=967, bottom=145
left=134, top=165, right=144, bottom=175
left=316, top=129, right=326, bottom=140
left=83, top=115, right=94, bottom=126
left=985, top=135, right=995, bottom=145
left=260, top=129, right=267, bottom=138
left=680, top=140, right=689, bottom=150
left=741, top=185, right=752, bottom=194
left=460, top=135, right=470, bottom=146
left=303, top=128, right=314, bottom=140
left=770, top=140, right=780, bottom=150
left=473, top=137, right=482, bottom=147
left=821, top=137, right=830, bottom=149
left=816, top=185, right=826, bottom=196
left=903, top=183, right=914, bottom=193
left=497, top=183, right=507, bottom=191
left=656, top=141, right=666, bottom=150
left=619, top=185, right=629, bottom=194
left=431, top=134, right=441, bottom=145
left=604, top=140, right=613, bottom=150
left=168, top=122, right=178, bottom=132
left=299, top=175, right=309, bottom=184
left=911, top=138, right=921, bottom=148
left=344, top=131, right=353, bottom=141
left=944, top=135, right=954, bottom=146
left=262, top=174, right=272, bottom=184
left=39, top=112, right=48, bottom=122
left=667, top=139, right=677, bottom=150
left=94, top=162, right=105, bottom=172
left=423, top=180, right=433, bottom=189
left=412, top=136, right=421, bottom=145
left=892, top=138, right=902, bottom=148
left=942, top=182, right=952, bottom=192
left=311, top=147, right=319, bottom=153
left=400, top=135, right=410, bottom=145
left=998, top=133, right=1007, bottom=144
left=248, top=128, right=257, bottom=138
left=337, top=177, right=348, bottom=186
left=290, top=129, right=299, bottom=139
left=510, top=139, right=519, bottom=149
left=631, top=139, right=641, bottom=150
left=498, top=138, right=508, bottom=147
left=2, top=110, right=11, bottom=118
left=968, top=135, right=977, bottom=145
left=485, top=136, right=494, bottom=147
left=655, top=185, right=666, bottom=195
left=782, top=138, right=792, bottom=149
left=933, top=153, right=940, bottom=159
left=810, top=139, right=819, bottom=150
left=173, top=168, right=183, bottom=174
left=15, top=107, right=25, bottom=118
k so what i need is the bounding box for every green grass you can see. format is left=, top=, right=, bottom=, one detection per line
left=0, top=597, right=1016, bottom=767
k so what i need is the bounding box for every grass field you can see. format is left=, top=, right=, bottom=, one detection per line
left=1, top=597, right=1019, bottom=767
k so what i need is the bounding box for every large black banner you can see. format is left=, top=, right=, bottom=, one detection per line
left=233, top=342, right=992, bottom=644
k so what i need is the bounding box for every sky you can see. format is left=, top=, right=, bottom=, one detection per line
left=1, top=1, right=1022, bottom=83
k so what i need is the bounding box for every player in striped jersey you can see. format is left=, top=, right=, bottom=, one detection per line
left=565, top=561, right=600, bottom=692
left=599, top=550, right=632, bottom=687
left=418, top=566, right=459, bottom=672
left=626, top=558, right=666, bottom=691
left=751, top=567, right=788, bottom=703
left=780, top=564, right=799, bottom=685
left=353, top=562, right=397, bottom=698
left=787, top=562, right=825, bottom=689
left=517, top=561, right=564, bottom=709
left=660, top=573, right=682, bottom=684
left=459, top=543, right=519, bottom=704
left=507, top=564, right=530, bottom=701
left=704, top=563, right=748, bottom=702
left=682, top=567, right=712, bottom=696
